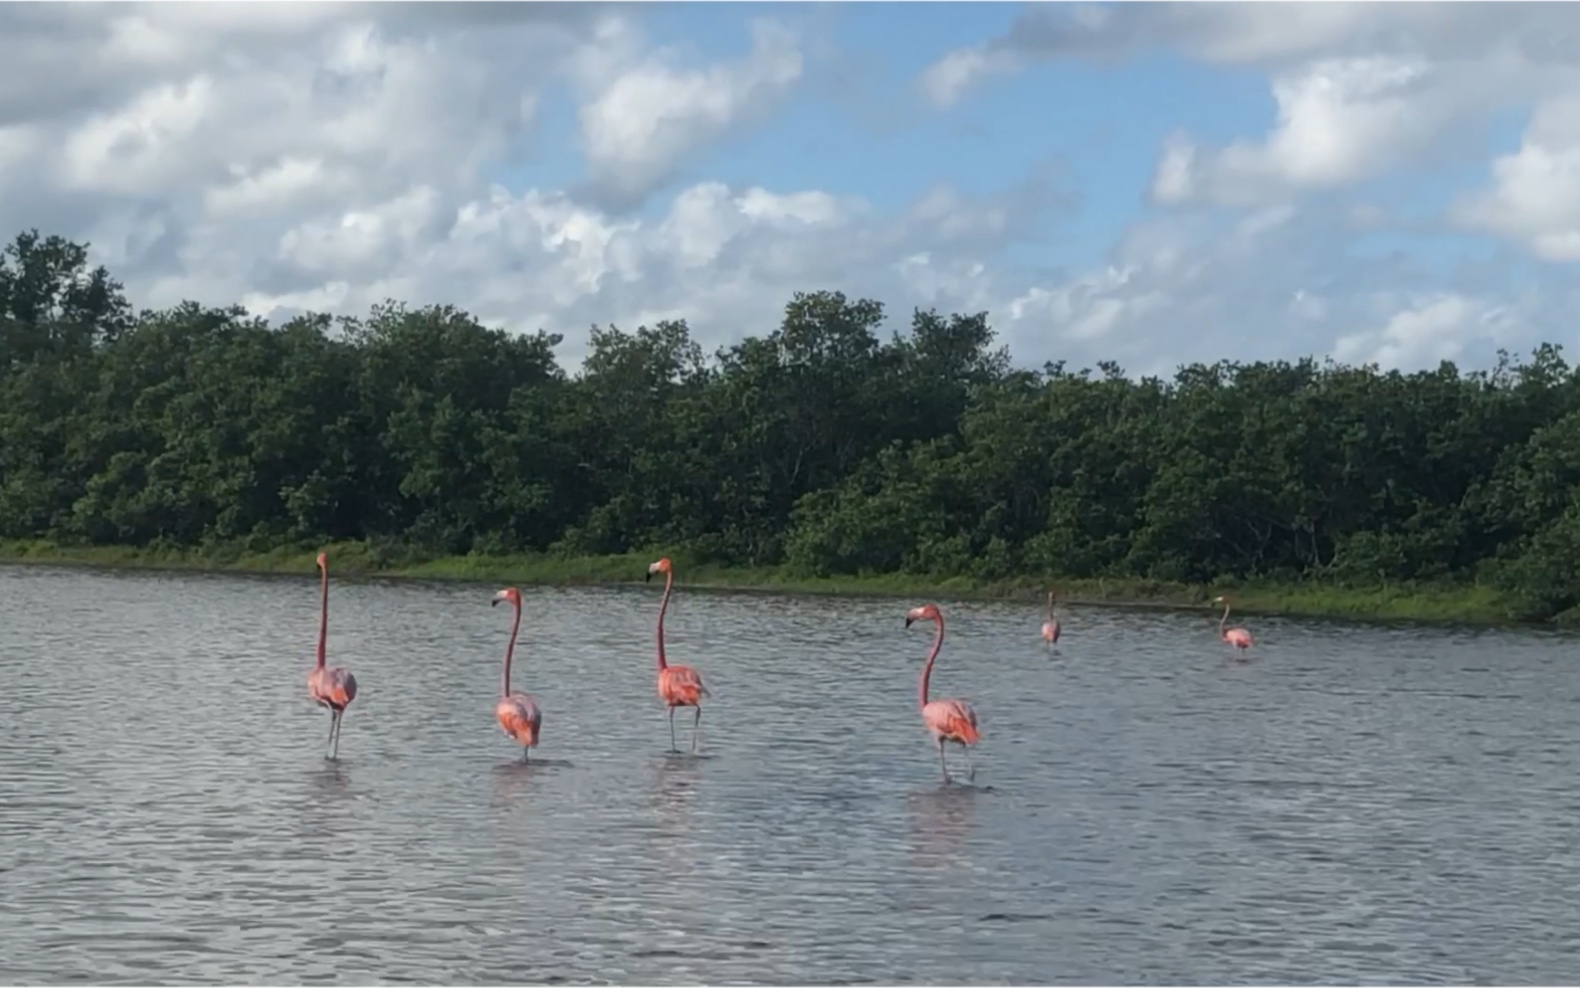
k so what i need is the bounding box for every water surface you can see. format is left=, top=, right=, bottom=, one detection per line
left=3, top=565, right=1580, bottom=984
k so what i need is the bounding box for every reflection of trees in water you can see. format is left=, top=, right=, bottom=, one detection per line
left=906, top=786, right=981, bottom=868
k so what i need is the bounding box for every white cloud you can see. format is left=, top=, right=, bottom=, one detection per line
left=1332, top=294, right=1519, bottom=370
left=927, top=4, right=1580, bottom=214
left=1452, top=96, right=1580, bottom=263
left=0, top=1, right=1574, bottom=387
left=1151, top=56, right=1453, bottom=206
left=917, top=45, right=1023, bottom=109
left=572, top=18, right=804, bottom=210
left=918, top=4, right=1580, bottom=106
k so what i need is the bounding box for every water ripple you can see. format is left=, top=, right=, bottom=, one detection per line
left=3, top=566, right=1580, bottom=983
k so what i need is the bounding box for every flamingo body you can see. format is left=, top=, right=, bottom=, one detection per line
left=308, top=665, right=358, bottom=711
left=923, top=698, right=980, bottom=746
left=659, top=664, right=707, bottom=707
left=496, top=692, right=542, bottom=748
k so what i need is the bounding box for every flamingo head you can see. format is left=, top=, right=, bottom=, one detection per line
left=1212, top=594, right=1229, bottom=604
left=646, top=557, right=673, bottom=583
left=904, top=603, right=943, bottom=629
left=315, top=551, right=327, bottom=571
left=1048, top=589, right=1056, bottom=604
left=492, top=587, right=521, bottom=608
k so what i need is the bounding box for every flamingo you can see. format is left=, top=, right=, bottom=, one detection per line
left=905, top=603, right=981, bottom=783
left=646, top=557, right=710, bottom=752
left=1040, top=590, right=1061, bottom=649
left=490, top=587, right=543, bottom=761
left=1213, top=594, right=1254, bottom=651
left=307, top=552, right=357, bottom=760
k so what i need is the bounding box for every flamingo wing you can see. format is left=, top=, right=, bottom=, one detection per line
left=327, top=667, right=357, bottom=706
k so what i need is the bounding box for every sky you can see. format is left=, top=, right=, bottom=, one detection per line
left=1, top=1, right=1578, bottom=378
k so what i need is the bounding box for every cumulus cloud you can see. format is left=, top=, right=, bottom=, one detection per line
left=1149, top=55, right=1457, bottom=206
left=925, top=3, right=1580, bottom=214
left=1332, top=293, right=1519, bottom=370
left=917, top=3, right=1580, bottom=107
left=0, top=1, right=1574, bottom=384
left=570, top=18, right=805, bottom=211
left=995, top=203, right=1566, bottom=378
left=1452, top=96, right=1580, bottom=262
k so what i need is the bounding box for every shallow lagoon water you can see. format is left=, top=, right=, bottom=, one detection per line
left=4, top=564, right=1580, bottom=984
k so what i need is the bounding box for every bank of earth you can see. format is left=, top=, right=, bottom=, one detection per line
left=0, top=539, right=1523, bottom=629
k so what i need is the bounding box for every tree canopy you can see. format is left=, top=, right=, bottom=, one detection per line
left=2, top=229, right=1578, bottom=621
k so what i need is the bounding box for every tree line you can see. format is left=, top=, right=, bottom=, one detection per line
left=2, top=228, right=1579, bottom=621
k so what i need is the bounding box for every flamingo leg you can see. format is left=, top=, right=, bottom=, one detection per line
left=691, top=706, right=701, bottom=753
left=331, top=709, right=344, bottom=760
left=963, top=743, right=976, bottom=782
left=324, top=709, right=338, bottom=759
left=668, top=706, right=678, bottom=752
left=936, top=737, right=951, bottom=784
left=522, top=744, right=530, bottom=763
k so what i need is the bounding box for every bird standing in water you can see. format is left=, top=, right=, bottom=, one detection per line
left=1213, top=594, right=1254, bottom=651
left=647, top=557, right=710, bottom=752
left=307, top=552, right=357, bottom=760
left=491, top=587, right=542, bottom=760
left=1040, top=590, right=1061, bottom=650
left=906, top=603, right=980, bottom=783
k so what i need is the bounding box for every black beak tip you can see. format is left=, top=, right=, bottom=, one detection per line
left=904, top=617, right=914, bottom=628
left=490, top=598, right=500, bottom=607
left=645, top=571, right=652, bottom=583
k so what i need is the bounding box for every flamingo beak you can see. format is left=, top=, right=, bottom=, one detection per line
left=904, top=616, right=914, bottom=629
left=645, top=570, right=653, bottom=583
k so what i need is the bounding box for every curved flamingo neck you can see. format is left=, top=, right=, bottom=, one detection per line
left=1047, top=593, right=1055, bottom=621
left=919, top=614, right=945, bottom=708
left=315, top=566, right=328, bottom=670
left=1219, top=602, right=1231, bottom=636
left=655, top=570, right=672, bottom=671
left=502, top=600, right=521, bottom=696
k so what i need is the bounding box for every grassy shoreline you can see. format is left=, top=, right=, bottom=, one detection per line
left=0, top=538, right=1526, bottom=627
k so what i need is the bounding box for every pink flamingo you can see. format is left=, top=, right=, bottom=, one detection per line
left=646, top=557, right=710, bottom=752
left=1213, top=594, right=1254, bottom=651
left=905, top=603, right=980, bottom=783
left=1040, top=590, right=1061, bottom=649
left=491, top=587, right=543, bottom=761
left=307, top=552, right=357, bottom=760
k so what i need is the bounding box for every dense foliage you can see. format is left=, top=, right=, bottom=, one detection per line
left=3, top=230, right=1580, bottom=620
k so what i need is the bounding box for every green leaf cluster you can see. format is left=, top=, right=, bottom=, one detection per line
left=3, top=230, right=1578, bottom=621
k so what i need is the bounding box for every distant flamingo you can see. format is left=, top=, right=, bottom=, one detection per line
left=307, top=552, right=357, bottom=760
left=1213, top=594, right=1254, bottom=651
left=646, top=557, right=710, bottom=752
left=905, top=603, right=981, bottom=783
left=490, top=587, right=543, bottom=761
left=1040, top=590, right=1061, bottom=649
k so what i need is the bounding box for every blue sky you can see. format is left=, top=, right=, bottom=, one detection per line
left=1, top=2, right=1577, bottom=377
